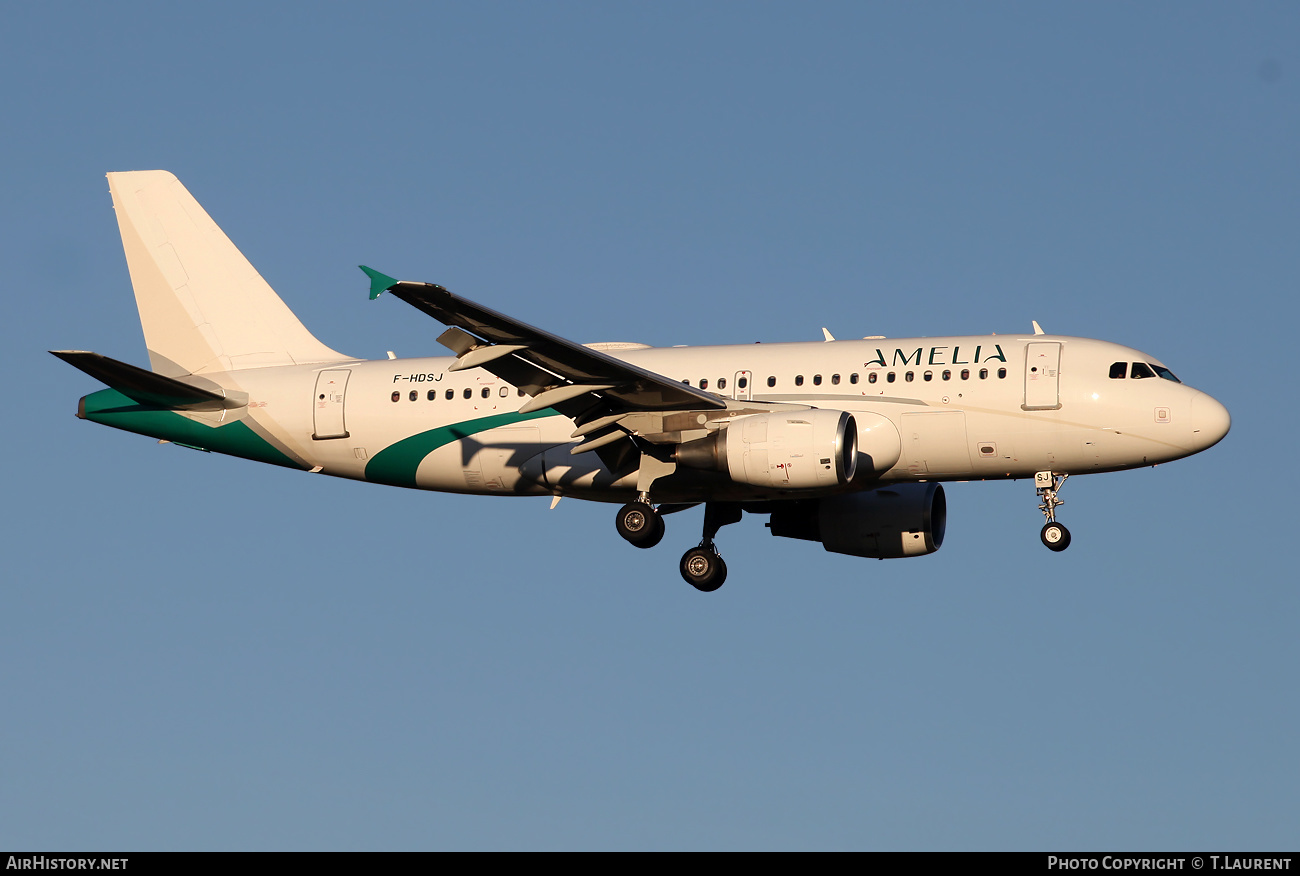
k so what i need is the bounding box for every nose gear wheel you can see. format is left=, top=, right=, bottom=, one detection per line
left=1040, top=521, right=1071, bottom=551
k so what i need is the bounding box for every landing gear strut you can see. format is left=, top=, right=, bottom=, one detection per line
left=679, top=502, right=741, bottom=591
left=615, top=494, right=664, bottom=549
left=1035, top=471, right=1072, bottom=552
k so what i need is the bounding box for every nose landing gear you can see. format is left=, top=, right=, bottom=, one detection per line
left=1035, top=471, right=1071, bottom=552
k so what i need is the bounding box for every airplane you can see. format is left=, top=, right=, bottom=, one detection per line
left=54, top=171, right=1231, bottom=591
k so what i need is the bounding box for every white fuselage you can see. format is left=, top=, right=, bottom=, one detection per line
left=192, top=333, right=1229, bottom=504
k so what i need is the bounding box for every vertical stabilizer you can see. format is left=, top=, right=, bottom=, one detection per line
left=108, top=171, right=352, bottom=375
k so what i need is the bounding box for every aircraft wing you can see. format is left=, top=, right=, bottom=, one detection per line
left=363, top=267, right=726, bottom=417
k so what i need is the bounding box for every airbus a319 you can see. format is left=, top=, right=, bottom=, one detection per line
left=54, top=172, right=1231, bottom=591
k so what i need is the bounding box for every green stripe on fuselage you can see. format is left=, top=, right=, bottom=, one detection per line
left=364, top=409, right=560, bottom=487
left=80, top=388, right=303, bottom=469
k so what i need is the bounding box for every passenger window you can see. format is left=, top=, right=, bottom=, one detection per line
left=463, top=388, right=472, bottom=399
left=767, top=376, right=776, bottom=387
left=831, top=374, right=841, bottom=385
left=446, top=389, right=455, bottom=400
left=923, top=371, right=933, bottom=381
left=850, top=373, right=859, bottom=385
left=904, top=371, right=914, bottom=382
left=700, top=378, right=709, bottom=390
left=867, top=372, right=877, bottom=384
left=738, top=376, right=748, bottom=389
left=391, top=391, right=400, bottom=403
left=979, top=369, right=988, bottom=379
left=813, top=374, right=822, bottom=386
left=961, top=369, right=970, bottom=380
left=886, top=372, right=896, bottom=383
left=942, top=370, right=951, bottom=380
left=481, top=387, right=491, bottom=398
left=998, top=368, right=1007, bottom=379
left=718, top=377, right=727, bottom=390
left=406, top=390, right=415, bottom=401
left=427, top=390, right=436, bottom=401
left=1109, top=361, right=1127, bottom=379
left=795, top=375, right=804, bottom=386
left=1131, top=362, right=1155, bottom=379
left=500, top=386, right=509, bottom=397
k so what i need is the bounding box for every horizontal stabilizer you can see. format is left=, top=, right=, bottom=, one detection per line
left=50, top=350, right=242, bottom=410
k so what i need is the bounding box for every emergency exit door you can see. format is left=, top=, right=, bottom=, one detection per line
left=733, top=371, right=753, bottom=401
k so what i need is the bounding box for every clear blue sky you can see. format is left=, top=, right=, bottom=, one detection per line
left=2, top=1, right=1295, bottom=850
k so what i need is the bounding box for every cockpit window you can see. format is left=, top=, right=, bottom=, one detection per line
left=1130, top=362, right=1156, bottom=379
left=1151, top=363, right=1181, bottom=383
left=1109, top=362, right=1127, bottom=379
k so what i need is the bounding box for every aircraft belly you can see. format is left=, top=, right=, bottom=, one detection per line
left=410, top=437, right=551, bottom=495
left=899, top=411, right=973, bottom=476
left=521, top=444, right=638, bottom=497
left=1010, top=429, right=1079, bottom=472
left=522, top=444, right=824, bottom=504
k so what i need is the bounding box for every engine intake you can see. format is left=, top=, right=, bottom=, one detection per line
left=677, top=410, right=857, bottom=490
left=768, top=483, right=946, bottom=558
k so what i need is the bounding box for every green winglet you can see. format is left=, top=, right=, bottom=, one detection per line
left=360, top=265, right=399, bottom=299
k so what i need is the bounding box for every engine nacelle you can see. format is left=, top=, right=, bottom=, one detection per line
left=853, top=411, right=902, bottom=475
left=677, top=410, right=857, bottom=490
left=768, top=483, right=946, bottom=558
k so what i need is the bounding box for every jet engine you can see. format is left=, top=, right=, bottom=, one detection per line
left=853, top=411, right=903, bottom=475
left=676, top=410, right=857, bottom=490
left=767, top=483, right=946, bottom=558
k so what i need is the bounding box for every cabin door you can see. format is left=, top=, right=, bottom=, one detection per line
left=1023, top=343, right=1062, bottom=411
left=312, top=369, right=351, bottom=439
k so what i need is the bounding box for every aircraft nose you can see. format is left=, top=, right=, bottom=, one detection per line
left=1190, top=392, right=1231, bottom=451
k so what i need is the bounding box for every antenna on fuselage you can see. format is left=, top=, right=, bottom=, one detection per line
left=1032, top=321, right=1045, bottom=335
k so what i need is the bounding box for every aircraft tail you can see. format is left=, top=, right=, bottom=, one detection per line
left=107, top=171, right=352, bottom=376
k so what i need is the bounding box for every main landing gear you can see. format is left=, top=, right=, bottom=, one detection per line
left=613, top=498, right=740, bottom=592
left=679, top=503, right=741, bottom=592
left=615, top=495, right=664, bottom=549
left=1035, top=471, right=1072, bottom=552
